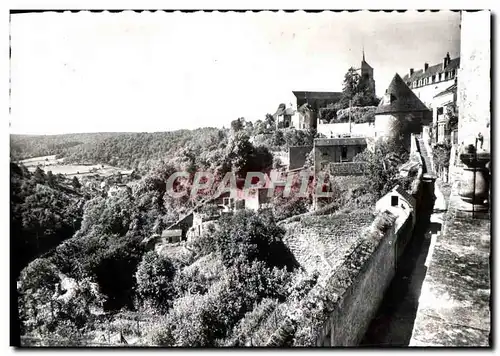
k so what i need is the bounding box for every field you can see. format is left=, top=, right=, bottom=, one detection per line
left=19, top=155, right=133, bottom=178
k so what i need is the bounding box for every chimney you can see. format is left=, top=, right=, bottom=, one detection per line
left=424, top=63, right=429, bottom=72
left=443, top=52, right=451, bottom=69
left=410, top=68, right=414, bottom=76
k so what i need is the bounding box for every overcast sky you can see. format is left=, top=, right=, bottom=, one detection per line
left=10, top=10, right=461, bottom=134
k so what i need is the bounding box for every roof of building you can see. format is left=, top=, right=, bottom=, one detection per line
left=314, top=137, right=367, bottom=146
left=402, top=57, right=460, bottom=83
left=434, top=83, right=457, bottom=98
left=375, top=73, right=430, bottom=115
left=161, top=229, right=183, bottom=237
left=393, top=185, right=416, bottom=208
left=361, top=59, right=373, bottom=70
left=292, top=91, right=343, bottom=101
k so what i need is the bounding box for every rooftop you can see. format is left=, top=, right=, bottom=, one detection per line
left=434, top=83, right=457, bottom=99
left=314, top=137, right=367, bottom=146
left=402, top=57, right=460, bottom=84
left=375, top=73, right=430, bottom=115
left=293, top=91, right=343, bottom=99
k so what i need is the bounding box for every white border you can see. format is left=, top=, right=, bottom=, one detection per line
left=1, top=2, right=498, bottom=355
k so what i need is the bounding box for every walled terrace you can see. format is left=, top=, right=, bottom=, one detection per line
left=409, top=170, right=491, bottom=346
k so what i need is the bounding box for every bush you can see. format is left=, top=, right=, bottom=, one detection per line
left=373, top=211, right=397, bottom=234
left=214, top=210, right=292, bottom=269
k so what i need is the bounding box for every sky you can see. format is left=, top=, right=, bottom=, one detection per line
left=9, top=10, right=461, bottom=135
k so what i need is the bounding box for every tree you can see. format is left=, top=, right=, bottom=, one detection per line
left=338, top=67, right=379, bottom=110
left=34, top=167, right=46, bottom=184
left=265, top=114, right=275, bottom=131
left=214, top=210, right=293, bottom=269
left=231, top=118, right=245, bottom=133
left=72, top=176, right=81, bottom=189
left=354, top=140, right=410, bottom=199
left=46, top=171, right=56, bottom=187
left=135, top=251, right=176, bottom=313
left=432, top=141, right=452, bottom=181
left=341, top=67, right=361, bottom=105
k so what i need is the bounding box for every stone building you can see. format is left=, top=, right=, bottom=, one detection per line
left=290, top=52, right=376, bottom=131
left=360, top=50, right=376, bottom=95
left=273, top=103, right=297, bottom=129
left=402, top=52, right=460, bottom=109
left=456, top=11, right=490, bottom=153
left=375, top=73, right=432, bottom=149
left=313, top=137, right=367, bottom=175
left=432, top=81, right=457, bottom=144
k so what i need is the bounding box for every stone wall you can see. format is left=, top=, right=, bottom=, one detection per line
left=266, top=178, right=425, bottom=346
left=329, top=162, right=365, bottom=176
left=318, top=209, right=412, bottom=346
left=288, top=145, right=312, bottom=170
left=317, top=122, right=375, bottom=138
left=457, top=11, right=491, bottom=152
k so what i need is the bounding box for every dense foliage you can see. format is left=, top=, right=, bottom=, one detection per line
left=432, top=141, right=452, bottom=180
left=10, top=133, right=121, bottom=161
left=318, top=67, right=380, bottom=123
left=354, top=140, right=412, bottom=199
left=11, top=163, right=85, bottom=276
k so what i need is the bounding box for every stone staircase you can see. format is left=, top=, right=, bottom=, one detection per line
left=416, top=137, right=434, bottom=175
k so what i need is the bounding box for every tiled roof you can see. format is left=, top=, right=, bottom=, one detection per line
left=393, top=185, right=416, bottom=209
left=402, top=57, right=460, bottom=83
left=434, top=83, right=457, bottom=98
left=375, top=73, right=430, bottom=115
left=292, top=91, right=343, bottom=101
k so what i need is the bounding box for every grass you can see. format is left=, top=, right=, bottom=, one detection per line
left=20, top=155, right=130, bottom=177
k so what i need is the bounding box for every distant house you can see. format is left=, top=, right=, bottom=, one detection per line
left=273, top=103, right=297, bottom=129
left=402, top=52, right=460, bottom=109
left=313, top=137, right=368, bottom=173
left=160, top=229, right=183, bottom=244
left=107, top=184, right=131, bottom=197
left=291, top=92, right=343, bottom=130
left=375, top=185, right=416, bottom=228
left=244, top=187, right=273, bottom=211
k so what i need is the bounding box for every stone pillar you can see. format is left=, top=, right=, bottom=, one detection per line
left=457, top=11, right=491, bottom=153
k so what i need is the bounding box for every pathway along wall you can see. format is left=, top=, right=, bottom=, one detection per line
left=265, top=160, right=429, bottom=346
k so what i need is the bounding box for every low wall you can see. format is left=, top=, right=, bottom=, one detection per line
left=329, top=162, right=366, bottom=176
left=266, top=180, right=425, bottom=346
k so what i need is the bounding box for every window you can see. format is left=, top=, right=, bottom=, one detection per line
left=391, top=195, right=399, bottom=207
left=437, top=107, right=444, bottom=115
left=341, top=146, right=348, bottom=160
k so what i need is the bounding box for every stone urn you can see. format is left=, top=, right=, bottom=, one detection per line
left=458, top=145, right=490, bottom=207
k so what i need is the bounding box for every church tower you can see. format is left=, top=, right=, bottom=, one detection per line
left=360, top=49, right=376, bottom=95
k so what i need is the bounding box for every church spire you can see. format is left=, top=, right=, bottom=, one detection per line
left=362, top=45, right=365, bottom=62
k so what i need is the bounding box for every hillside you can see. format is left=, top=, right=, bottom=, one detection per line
left=10, top=163, right=87, bottom=276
